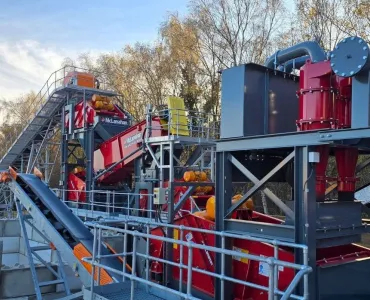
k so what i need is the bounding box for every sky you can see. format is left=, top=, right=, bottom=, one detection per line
left=0, top=0, right=189, bottom=99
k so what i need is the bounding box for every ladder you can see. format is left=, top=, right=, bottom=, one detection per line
left=15, top=200, right=71, bottom=299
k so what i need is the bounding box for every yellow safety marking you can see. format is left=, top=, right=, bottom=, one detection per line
left=173, top=229, right=179, bottom=249
left=232, top=246, right=249, bottom=264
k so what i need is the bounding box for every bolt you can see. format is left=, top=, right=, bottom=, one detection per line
left=341, top=72, right=346, bottom=76
left=351, top=37, right=355, bottom=41
left=334, top=69, right=338, bottom=73
left=364, top=56, right=368, bottom=60
left=359, top=39, right=363, bottom=44
left=330, top=54, right=335, bottom=58
left=350, top=71, right=354, bottom=75
left=327, top=134, right=332, bottom=137
left=364, top=46, right=368, bottom=51
left=331, top=63, right=335, bottom=67
left=358, top=65, right=362, bottom=68
left=320, top=134, right=325, bottom=138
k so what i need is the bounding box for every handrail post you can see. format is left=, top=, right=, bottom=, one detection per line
left=123, top=222, right=128, bottom=282
left=186, top=242, right=193, bottom=298
left=268, top=259, right=275, bottom=300
left=131, top=234, right=138, bottom=300
left=145, top=223, right=150, bottom=293
left=303, top=247, right=309, bottom=299
left=221, top=233, right=225, bottom=298
left=179, top=226, right=184, bottom=294
left=274, top=244, right=279, bottom=300
left=90, top=226, right=97, bottom=300
left=97, top=227, right=102, bottom=285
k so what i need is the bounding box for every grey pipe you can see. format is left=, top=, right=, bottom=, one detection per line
left=265, top=41, right=326, bottom=69
left=277, top=55, right=309, bottom=73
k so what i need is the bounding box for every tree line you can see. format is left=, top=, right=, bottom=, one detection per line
left=0, top=0, right=369, bottom=200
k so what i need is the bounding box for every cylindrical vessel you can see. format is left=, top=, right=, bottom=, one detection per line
left=334, top=76, right=358, bottom=193
left=297, top=60, right=337, bottom=201
left=297, top=60, right=337, bottom=131
left=335, top=77, right=352, bottom=128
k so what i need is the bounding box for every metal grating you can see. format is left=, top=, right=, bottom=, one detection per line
left=0, top=90, right=67, bottom=169
left=88, top=282, right=164, bottom=300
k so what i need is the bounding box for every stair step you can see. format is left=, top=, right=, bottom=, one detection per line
left=31, top=245, right=51, bottom=251
left=39, top=279, right=64, bottom=287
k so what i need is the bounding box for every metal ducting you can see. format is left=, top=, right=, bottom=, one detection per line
left=265, top=41, right=326, bottom=69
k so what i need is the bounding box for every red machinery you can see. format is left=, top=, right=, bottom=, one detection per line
left=67, top=116, right=166, bottom=201
left=149, top=210, right=370, bottom=300
left=64, top=95, right=127, bottom=130
left=146, top=54, right=368, bottom=299
left=296, top=60, right=358, bottom=200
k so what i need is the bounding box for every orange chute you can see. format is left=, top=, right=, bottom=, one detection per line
left=73, top=242, right=132, bottom=285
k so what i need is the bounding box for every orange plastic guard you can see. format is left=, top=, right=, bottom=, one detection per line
left=73, top=242, right=132, bottom=285
left=73, top=243, right=114, bottom=285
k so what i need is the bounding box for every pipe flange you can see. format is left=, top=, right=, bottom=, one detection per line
left=330, top=36, right=370, bottom=77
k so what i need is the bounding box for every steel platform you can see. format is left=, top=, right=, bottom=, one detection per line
left=83, top=282, right=170, bottom=300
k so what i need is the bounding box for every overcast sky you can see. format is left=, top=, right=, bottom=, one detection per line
left=0, top=0, right=189, bottom=99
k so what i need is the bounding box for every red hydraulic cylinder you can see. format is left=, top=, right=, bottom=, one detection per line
left=296, top=60, right=338, bottom=201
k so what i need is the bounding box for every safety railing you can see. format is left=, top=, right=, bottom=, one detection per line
left=53, top=188, right=173, bottom=222
left=146, top=106, right=220, bottom=141
left=83, top=218, right=312, bottom=300
left=1, top=65, right=113, bottom=160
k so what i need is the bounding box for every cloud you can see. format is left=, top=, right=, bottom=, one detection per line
left=0, top=40, right=69, bottom=99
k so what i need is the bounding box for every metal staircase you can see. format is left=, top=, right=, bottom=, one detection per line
left=0, top=66, right=115, bottom=173
left=9, top=174, right=92, bottom=292
left=15, top=201, right=71, bottom=299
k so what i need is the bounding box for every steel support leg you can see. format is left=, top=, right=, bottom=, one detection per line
left=61, top=105, right=68, bottom=202
left=85, top=128, right=94, bottom=205
left=15, top=200, right=43, bottom=300
left=165, top=142, right=175, bottom=288
left=294, top=146, right=317, bottom=299
left=215, top=151, right=233, bottom=300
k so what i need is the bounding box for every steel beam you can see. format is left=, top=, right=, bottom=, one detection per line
left=215, top=151, right=233, bottom=300
left=172, top=181, right=214, bottom=187
left=228, top=154, right=294, bottom=220
left=173, top=186, right=195, bottom=215
left=216, top=127, right=370, bottom=152
left=225, top=151, right=295, bottom=217
left=294, top=146, right=317, bottom=299
left=224, top=219, right=295, bottom=241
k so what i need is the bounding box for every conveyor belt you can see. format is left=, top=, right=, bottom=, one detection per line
left=11, top=173, right=124, bottom=284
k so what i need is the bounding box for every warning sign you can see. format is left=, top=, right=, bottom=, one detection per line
left=232, top=246, right=249, bottom=264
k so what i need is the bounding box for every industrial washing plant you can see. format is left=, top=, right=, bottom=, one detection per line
left=1, top=35, right=370, bottom=300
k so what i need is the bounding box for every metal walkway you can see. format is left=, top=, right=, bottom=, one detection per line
left=84, top=282, right=164, bottom=300
left=0, top=66, right=116, bottom=172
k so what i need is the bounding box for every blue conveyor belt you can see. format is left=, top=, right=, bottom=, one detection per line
left=16, top=174, right=124, bottom=283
